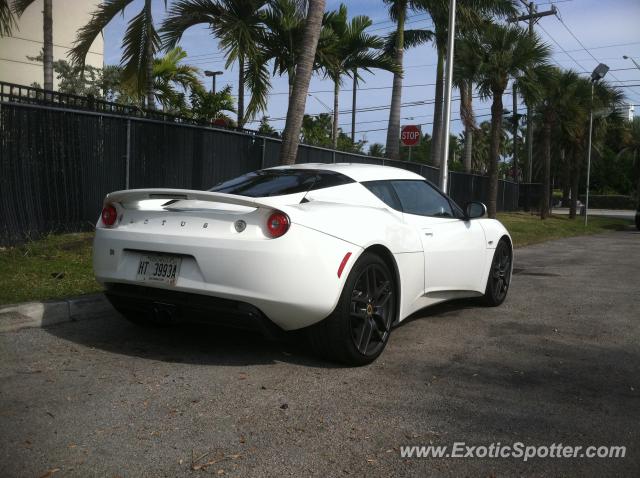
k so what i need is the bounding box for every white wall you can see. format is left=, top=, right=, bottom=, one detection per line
left=0, top=0, right=104, bottom=89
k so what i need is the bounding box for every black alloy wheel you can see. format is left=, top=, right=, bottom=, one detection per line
left=349, top=263, right=393, bottom=356
left=483, top=238, right=512, bottom=306
left=308, top=252, right=397, bottom=366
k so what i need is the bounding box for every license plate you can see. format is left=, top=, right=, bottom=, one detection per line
left=136, top=254, right=182, bottom=285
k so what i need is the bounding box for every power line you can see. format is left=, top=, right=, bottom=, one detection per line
left=246, top=91, right=515, bottom=124
left=552, top=10, right=640, bottom=96
left=339, top=106, right=495, bottom=127
left=355, top=113, right=494, bottom=134
left=537, top=23, right=589, bottom=71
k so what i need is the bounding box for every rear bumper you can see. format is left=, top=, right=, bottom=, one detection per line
left=93, top=223, right=360, bottom=330
left=105, top=283, right=284, bottom=337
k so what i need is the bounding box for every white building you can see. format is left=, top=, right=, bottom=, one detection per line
left=0, top=0, right=103, bottom=89
left=614, top=103, right=636, bottom=122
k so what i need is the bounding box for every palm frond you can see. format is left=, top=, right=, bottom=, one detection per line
left=69, top=0, right=136, bottom=67
left=120, top=4, right=160, bottom=95
left=10, top=0, right=37, bottom=16
left=1, top=0, right=17, bottom=36
left=244, top=53, right=271, bottom=120
left=160, top=0, right=221, bottom=49
left=383, top=28, right=433, bottom=55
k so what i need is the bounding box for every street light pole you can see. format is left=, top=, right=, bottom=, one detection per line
left=584, top=63, right=609, bottom=227
left=438, top=0, right=457, bottom=194
left=204, top=70, right=223, bottom=94
left=584, top=81, right=595, bottom=227
left=623, top=55, right=640, bottom=71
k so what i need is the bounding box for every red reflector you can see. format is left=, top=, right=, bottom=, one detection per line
left=337, top=252, right=352, bottom=278
left=101, top=204, right=118, bottom=226
left=266, top=212, right=290, bottom=238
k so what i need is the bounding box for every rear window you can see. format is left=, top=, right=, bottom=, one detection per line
left=209, top=169, right=354, bottom=197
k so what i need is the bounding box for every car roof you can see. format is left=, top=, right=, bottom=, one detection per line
left=267, top=162, right=425, bottom=182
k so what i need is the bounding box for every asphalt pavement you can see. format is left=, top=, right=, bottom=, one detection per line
left=1, top=229, right=639, bottom=477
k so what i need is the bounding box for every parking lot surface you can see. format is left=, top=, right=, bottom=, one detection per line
left=1, top=230, right=639, bottom=477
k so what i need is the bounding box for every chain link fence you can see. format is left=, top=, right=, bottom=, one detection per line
left=1, top=82, right=534, bottom=246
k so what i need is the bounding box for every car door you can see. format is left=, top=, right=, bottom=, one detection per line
left=390, top=180, right=487, bottom=294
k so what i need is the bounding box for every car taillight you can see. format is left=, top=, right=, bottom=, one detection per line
left=101, top=204, right=118, bottom=227
left=266, top=211, right=289, bottom=238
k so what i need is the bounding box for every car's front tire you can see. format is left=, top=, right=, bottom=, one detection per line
left=308, top=252, right=397, bottom=366
left=482, top=238, right=512, bottom=307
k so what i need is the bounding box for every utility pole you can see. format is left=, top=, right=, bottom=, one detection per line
left=438, top=0, right=457, bottom=194
left=512, top=82, right=519, bottom=182
left=510, top=0, right=556, bottom=209
left=351, top=69, right=357, bottom=143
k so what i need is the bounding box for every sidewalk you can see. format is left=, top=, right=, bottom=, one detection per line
left=553, top=208, right=635, bottom=221
left=0, top=294, right=113, bottom=333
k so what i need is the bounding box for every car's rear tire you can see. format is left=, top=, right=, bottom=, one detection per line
left=308, top=252, right=397, bottom=366
left=482, top=238, right=512, bottom=307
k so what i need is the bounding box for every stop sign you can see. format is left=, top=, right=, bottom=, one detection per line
left=400, top=125, right=421, bottom=146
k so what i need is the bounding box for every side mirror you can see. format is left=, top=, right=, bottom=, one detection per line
left=465, top=201, right=487, bottom=219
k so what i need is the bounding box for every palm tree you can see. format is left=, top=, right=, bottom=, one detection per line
left=279, top=0, right=326, bottom=165
left=416, top=0, right=516, bottom=167
left=151, top=47, right=204, bottom=112
left=190, top=85, right=237, bottom=123
left=472, top=23, right=550, bottom=218
left=1, top=0, right=16, bottom=37
left=322, top=4, right=396, bottom=149
left=258, top=0, right=306, bottom=100
left=161, top=0, right=267, bottom=127
left=369, top=143, right=385, bottom=157
left=535, top=68, right=584, bottom=219
left=13, top=0, right=54, bottom=90
left=383, top=0, right=433, bottom=160
left=618, top=117, right=640, bottom=202
left=566, top=80, right=624, bottom=218
left=453, top=31, right=482, bottom=173
left=70, top=0, right=161, bottom=109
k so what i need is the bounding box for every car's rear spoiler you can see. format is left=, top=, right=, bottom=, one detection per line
left=105, top=188, right=267, bottom=209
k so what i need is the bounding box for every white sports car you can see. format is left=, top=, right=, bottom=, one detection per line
left=94, top=163, right=512, bottom=365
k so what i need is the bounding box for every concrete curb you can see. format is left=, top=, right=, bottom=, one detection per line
left=0, top=294, right=114, bottom=333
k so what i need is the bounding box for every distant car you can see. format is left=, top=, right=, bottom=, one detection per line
left=93, top=164, right=513, bottom=365
left=636, top=204, right=640, bottom=231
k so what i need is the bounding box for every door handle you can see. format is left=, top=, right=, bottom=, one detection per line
left=424, top=231, right=434, bottom=237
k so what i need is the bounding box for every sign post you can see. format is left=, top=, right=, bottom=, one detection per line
left=401, top=125, right=421, bottom=161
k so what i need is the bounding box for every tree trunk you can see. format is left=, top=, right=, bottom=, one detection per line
left=42, top=0, right=53, bottom=91
left=237, top=57, right=245, bottom=127
left=144, top=0, right=155, bottom=110
left=279, top=0, right=326, bottom=165
left=287, top=68, right=294, bottom=103
left=561, top=149, right=570, bottom=207
left=463, top=127, right=473, bottom=173
left=540, top=122, right=552, bottom=219
left=462, top=81, right=473, bottom=173
left=569, top=148, right=581, bottom=219
left=351, top=68, right=357, bottom=143
left=384, top=5, right=405, bottom=160
left=430, top=49, right=445, bottom=167
left=487, top=91, right=504, bottom=219
left=332, top=78, right=339, bottom=149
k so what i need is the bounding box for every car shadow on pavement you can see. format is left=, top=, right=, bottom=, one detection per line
left=44, top=298, right=484, bottom=369
left=397, top=298, right=482, bottom=328
left=44, top=311, right=342, bottom=368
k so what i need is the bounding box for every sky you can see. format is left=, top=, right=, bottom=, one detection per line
left=104, top=0, right=640, bottom=149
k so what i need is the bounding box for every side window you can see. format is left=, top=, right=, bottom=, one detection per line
left=362, top=181, right=402, bottom=210
left=390, top=180, right=454, bottom=217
